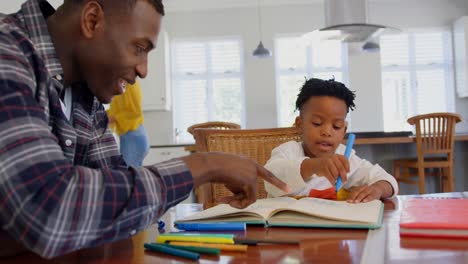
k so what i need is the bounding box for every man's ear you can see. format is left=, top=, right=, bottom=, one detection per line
left=344, top=121, right=348, bottom=134
left=80, top=1, right=105, bottom=39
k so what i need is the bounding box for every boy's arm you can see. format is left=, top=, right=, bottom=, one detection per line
left=344, top=155, right=399, bottom=202
left=346, top=152, right=399, bottom=195
left=263, top=142, right=308, bottom=197
left=372, top=180, right=394, bottom=198
left=301, top=155, right=349, bottom=185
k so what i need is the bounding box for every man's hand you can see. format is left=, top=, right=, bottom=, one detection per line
left=302, top=154, right=349, bottom=186
left=182, top=152, right=291, bottom=208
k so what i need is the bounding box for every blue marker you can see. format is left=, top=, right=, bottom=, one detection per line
left=176, top=222, right=246, bottom=231
left=336, top=133, right=356, bottom=192
left=144, top=243, right=200, bottom=260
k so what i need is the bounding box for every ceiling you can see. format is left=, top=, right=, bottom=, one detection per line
left=164, top=0, right=321, bottom=12
left=164, top=0, right=400, bottom=12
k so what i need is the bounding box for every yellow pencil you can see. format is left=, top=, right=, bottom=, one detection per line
left=156, top=235, right=234, bottom=244
left=168, top=241, right=248, bottom=252
left=292, top=195, right=308, bottom=199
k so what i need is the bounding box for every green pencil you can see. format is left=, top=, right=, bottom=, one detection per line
left=144, top=243, right=200, bottom=260
left=154, top=243, right=221, bottom=255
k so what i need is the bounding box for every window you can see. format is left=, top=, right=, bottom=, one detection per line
left=172, top=38, right=244, bottom=143
left=275, top=35, right=348, bottom=127
left=380, top=30, right=455, bottom=132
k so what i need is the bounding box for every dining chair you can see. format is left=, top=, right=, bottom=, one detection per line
left=192, top=127, right=302, bottom=208
left=187, top=121, right=241, bottom=137
left=393, top=112, right=462, bottom=194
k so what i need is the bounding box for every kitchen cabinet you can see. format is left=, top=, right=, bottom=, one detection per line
left=140, top=31, right=171, bottom=111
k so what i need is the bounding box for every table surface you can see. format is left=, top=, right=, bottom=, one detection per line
left=2, top=192, right=468, bottom=264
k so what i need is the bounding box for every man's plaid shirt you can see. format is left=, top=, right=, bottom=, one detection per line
left=0, top=0, right=193, bottom=258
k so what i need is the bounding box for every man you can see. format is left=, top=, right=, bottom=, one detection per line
left=0, top=0, right=290, bottom=259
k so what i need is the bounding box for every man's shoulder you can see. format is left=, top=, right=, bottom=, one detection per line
left=0, top=11, right=26, bottom=38
left=0, top=13, right=43, bottom=99
left=0, top=13, right=38, bottom=69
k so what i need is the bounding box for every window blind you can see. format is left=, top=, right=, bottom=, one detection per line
left=380, top=30, right=454, bottom=132
left=172, top=38, right=244, bottom=143
left=275, top=36, right=347, bottom=127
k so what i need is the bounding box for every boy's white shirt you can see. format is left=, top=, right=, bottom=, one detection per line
left=264, top=140, right=399, bottom=198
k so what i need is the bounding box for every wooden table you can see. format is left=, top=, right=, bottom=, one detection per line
left=352, top=133, right=468, bottom=145
left=2, top=192, right=468, bottom=264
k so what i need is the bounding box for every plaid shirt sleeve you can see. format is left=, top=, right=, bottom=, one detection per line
left=0, top=32, right=194, bottom=258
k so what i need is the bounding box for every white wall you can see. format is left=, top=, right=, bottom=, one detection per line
left=145, top=3, right=330, bottom=144
left=144, top=0, right=468, bottom=145
left=347, top=43, right=384, bottom=132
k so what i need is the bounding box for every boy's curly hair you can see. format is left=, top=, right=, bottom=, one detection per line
left=295, top=78, right=356, bottom=113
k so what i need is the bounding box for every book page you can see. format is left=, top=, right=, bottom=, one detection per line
left=268, top=211, right=374, bottom=227
left=269, top=198, right=382, bottom=224
left=178, top=197, right=297, bottom=222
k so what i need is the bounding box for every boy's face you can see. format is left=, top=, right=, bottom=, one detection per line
left=296, top=96, right=348, bottom=158
left=75, top=0, right=161, bottom=103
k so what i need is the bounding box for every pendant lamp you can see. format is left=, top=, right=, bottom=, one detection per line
left=252, top=0, right=272, bottom=58
left=362, top=40, right=380, bottom=52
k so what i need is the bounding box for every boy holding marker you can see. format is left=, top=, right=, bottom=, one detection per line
left=264, top=78, right=398, bottom=203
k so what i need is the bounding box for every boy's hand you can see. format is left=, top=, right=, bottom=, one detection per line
left=346, top=185, right=382, bottom=203
left=346, top=181, right=393, bottom=203
left=303, top=154, right=349, bottom=186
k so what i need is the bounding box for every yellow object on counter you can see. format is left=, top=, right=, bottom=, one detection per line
left=337, top=189, right=350, bottom=201
left=168, top=241, right=248, bottom=252
left=156, top=233, right=234, bottom=244
left=292, top=195, right=308, bottom=199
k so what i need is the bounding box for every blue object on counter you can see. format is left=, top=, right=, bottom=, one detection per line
left=176, top=222, right=246, bottom=231
left=336, top=133, right=356, bottom=192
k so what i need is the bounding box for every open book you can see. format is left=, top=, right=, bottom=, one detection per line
left=176, top=197, right=384, bottom=229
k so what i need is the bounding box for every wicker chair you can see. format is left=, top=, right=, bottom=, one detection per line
left=187, top=121, right=241, bottom=137
left=393, top=112, right=462, bottom=194
left=193, top=127, right=302, bottom=208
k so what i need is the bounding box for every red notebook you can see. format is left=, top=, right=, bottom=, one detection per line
left=399, top=198, right=468, bottom=239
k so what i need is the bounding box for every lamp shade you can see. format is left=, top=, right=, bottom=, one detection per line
left=252, top=41, right=272, bottom=58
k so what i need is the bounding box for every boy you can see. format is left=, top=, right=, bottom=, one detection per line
left=264, top=78, right=398, bottom=202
